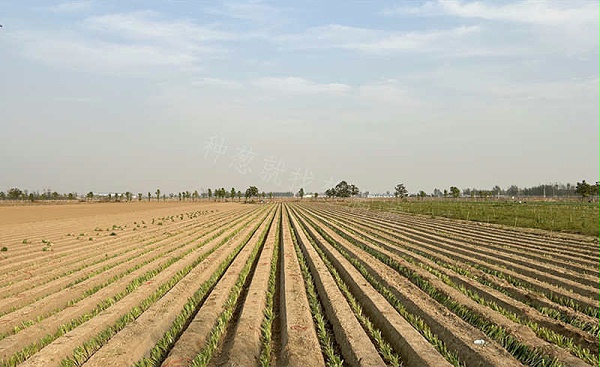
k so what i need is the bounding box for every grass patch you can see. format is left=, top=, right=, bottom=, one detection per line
left=355, top=200, right=599, bottom=236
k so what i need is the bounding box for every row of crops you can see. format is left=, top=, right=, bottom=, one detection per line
left=0, top=201, right=597, bottom=366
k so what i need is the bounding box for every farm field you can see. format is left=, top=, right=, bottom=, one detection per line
left=350, top=199, right=600, bottom=237
left=0, top=201, right=598, bottom=367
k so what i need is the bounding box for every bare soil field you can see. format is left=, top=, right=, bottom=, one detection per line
left=0, top=201, right=597, bottom=367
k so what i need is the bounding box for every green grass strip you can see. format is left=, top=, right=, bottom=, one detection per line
left=359, top=200, right=599, bottom=237
left=259, top=208, right=281, bottom=367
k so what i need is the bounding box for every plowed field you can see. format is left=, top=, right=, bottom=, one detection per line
left=0, top=201, right=597, bottom=367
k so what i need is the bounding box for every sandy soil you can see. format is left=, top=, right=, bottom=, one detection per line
left=0, top=201, right=241, bottom=226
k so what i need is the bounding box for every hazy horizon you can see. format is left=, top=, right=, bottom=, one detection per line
left=1, top=0, right=598, bottom=195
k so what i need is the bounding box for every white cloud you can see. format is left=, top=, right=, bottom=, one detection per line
left=13, top=30, right=198, bottom=74
left=252, top=77, right=352, bottom=95
left=206, top=1, right=281, bottom=23
left=192, top=78, right=244, bottom=90
left=383, top=1, right=598, bottom=60
left=11, top=11, right=236, bottom=75
left=386, top=0, right=599, bottom=26
left=54, top=96, right=99, bottom=103
left=357, top=79, right=416, bottom=105
left=48, top=1, right=93, bottom=13
left=274, top=24, right=480, bottom=54
left=83, top=11, right=233, bottom=46
left=346, top=25, right=479, bottom=53
left=490, top=76, right=599, bottom=103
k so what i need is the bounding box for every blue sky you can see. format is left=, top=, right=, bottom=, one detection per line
left=0, top=0, right=598, bottom=195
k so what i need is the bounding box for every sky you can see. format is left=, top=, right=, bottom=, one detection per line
left=0, top=0, right=598, bottom=195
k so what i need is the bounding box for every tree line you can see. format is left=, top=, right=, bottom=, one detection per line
left=395, top=180, right=599, bottom=200
left=0, top=188, right=79, bottom=201
left=0, top=186, right=272, bottom=202
left=2, top=179, right=598, bottom=202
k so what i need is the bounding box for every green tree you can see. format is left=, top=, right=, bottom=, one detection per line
left=231, top=187, right=236, bottom=201
left=298, top=188, right=304, bottom=199
left=7, top=188, right=23, bottom=200
left=147, top=192, right=151, bottom=201
left=325, top=188, right=335, bottom=198
left=350, top=184, right=359, bottom=197
left=208, top=188, right=212, bottom=201
left=492, top=185, right=502, bottom=198
left=334, top=181, right=351, bottom=198
left=443, top=189, right=448, bottom=198
left=418, top=190, right=426, bottom=200
left=245, top=186, right=259, bottom=201
left=450, top=186, right=460, bottom=198
left=314, top=192, right=318, bottom=199
left=137, top=193, right=142, bottom=201
left=87, top=192, right=94, bottom=201
left=506, top=185, right=519, bottom=197
left=193, top=190, right=199, bottom=201
left=269, top=192, right=273, bottom=200
left=394, top=183, right=408, bottom=199
left=237, top=190, right=242, bottom=201
left=156, top=189, right=161, bottom=201
left=575, top=180, right=591, bottom=199
left=0, top=192, right=5, bottom=200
